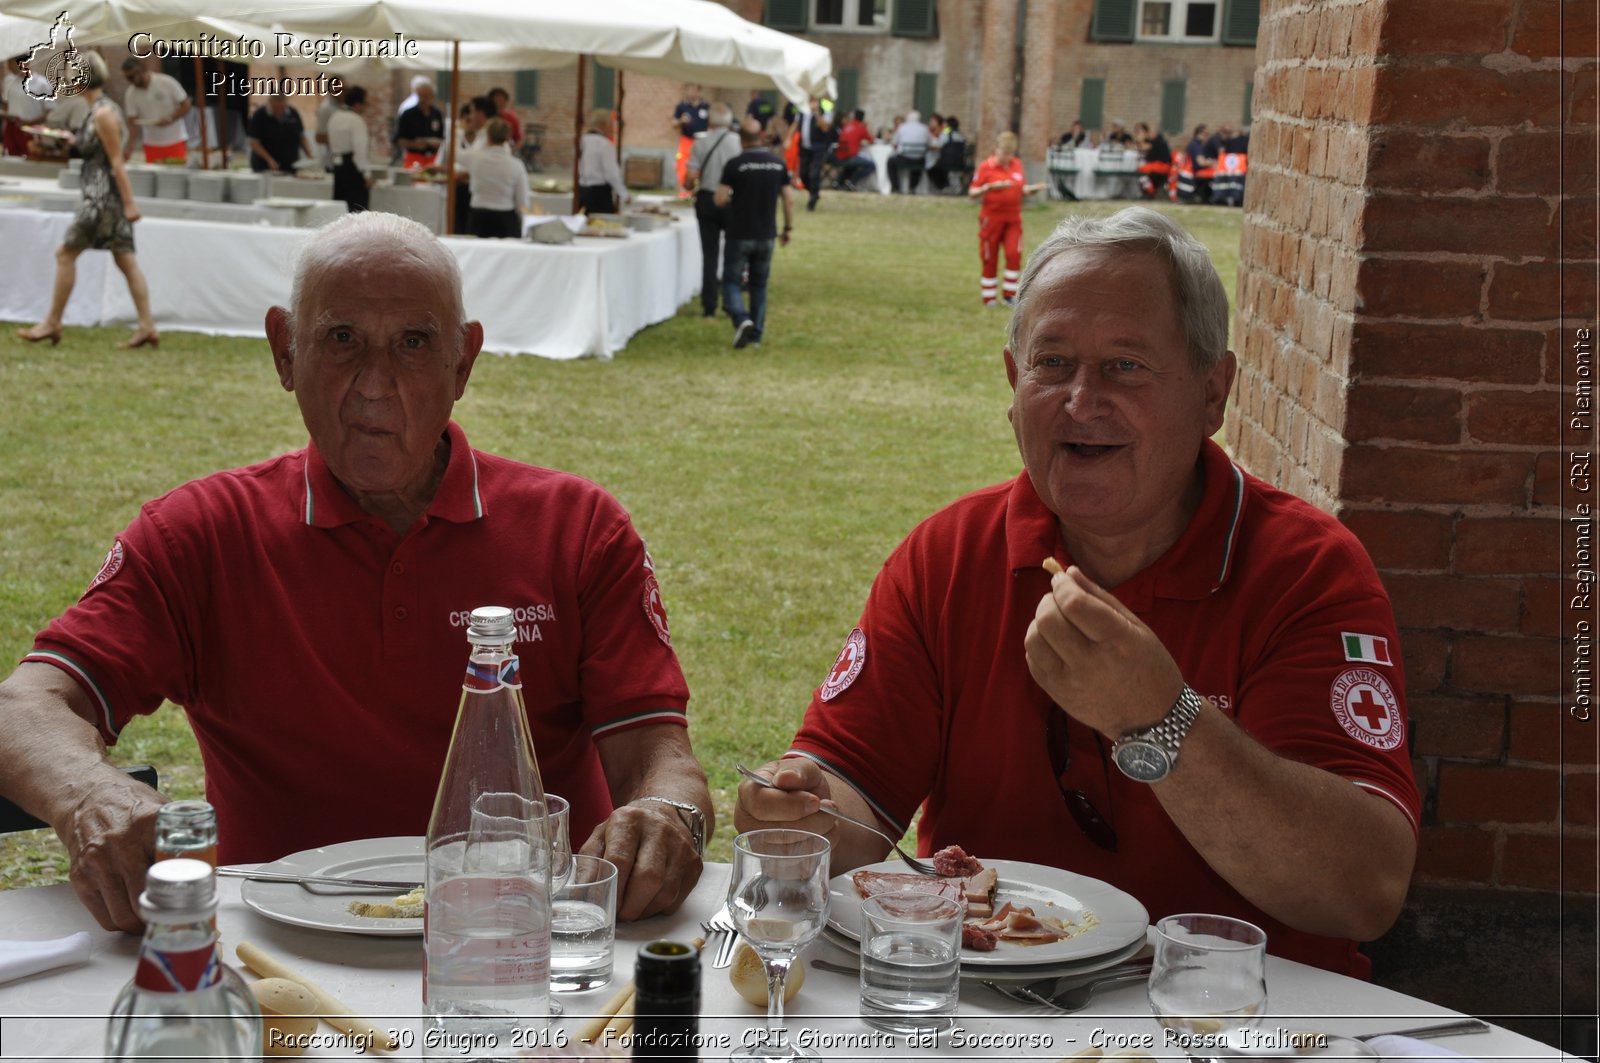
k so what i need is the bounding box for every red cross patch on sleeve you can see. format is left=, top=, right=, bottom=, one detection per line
left=1329, top=667, right=1403, bottom=750
left=642, top=574, right=671, bottom=647
left=84, top=539, right=125, bottom=597
left=819, top=628, right=867, bottom=702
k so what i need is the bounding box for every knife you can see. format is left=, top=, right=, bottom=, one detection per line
left=217, top=868, right=421, bottom=891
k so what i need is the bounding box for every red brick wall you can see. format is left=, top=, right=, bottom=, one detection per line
left=1230, top=0, right=1597, bottom=914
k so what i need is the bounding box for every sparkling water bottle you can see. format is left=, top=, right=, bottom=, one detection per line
left=424, top=606, right=555, bottom=1058
left=154, top=800, right=218, bottom=866
left=104, top=858, right=261, bottom=1061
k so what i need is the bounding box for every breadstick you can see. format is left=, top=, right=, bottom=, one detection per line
left=1043, top=557, right=1064, bottom=575
left=236, top=941, right=398, bottom=1052
left=576, top=937, right=704, bottom=1044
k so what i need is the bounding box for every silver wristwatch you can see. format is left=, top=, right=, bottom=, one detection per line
left=1111, top=685, right=1205, bottom=783
left=635, top=795, right=706, bottom=856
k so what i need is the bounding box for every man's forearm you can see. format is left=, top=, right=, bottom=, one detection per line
left=1152, top=708, right=1416, bottom=940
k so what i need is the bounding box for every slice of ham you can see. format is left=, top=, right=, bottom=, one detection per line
left=851, top=870, right=966, bottom=907
left=974, top=902, right=1072, bottom=943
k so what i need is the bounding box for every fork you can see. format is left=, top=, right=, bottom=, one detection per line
left=735, top=763, right=938, bottom=875
left=701, top=906, right=740, bottom=968
left=985, top=964, right=1154, bottom=1013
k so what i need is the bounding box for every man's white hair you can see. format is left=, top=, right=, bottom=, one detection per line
left=410, top=75, right=432, bottom=90
left=288, top=212, right=468, bottom=342
left=906, top=109, right=922, bottom=122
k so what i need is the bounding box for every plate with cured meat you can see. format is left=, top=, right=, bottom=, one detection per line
left=827, top=848, right=1148, bottom=967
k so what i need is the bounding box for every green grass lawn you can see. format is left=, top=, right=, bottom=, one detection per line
left=0, top=194, right=1242, bottom=885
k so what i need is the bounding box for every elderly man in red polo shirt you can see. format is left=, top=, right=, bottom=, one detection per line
left=0, top=211, right=712, bottom=932
left=735, top=207, right=1418, bottom=978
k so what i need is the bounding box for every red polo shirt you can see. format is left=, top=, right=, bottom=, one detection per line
left=26, top=422, right=690, bottom=863
left=790, top=439, right=1417, bottom=977
left=972, top=154, right=1027, bottom=218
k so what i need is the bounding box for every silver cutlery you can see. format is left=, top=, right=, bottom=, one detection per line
left=216, top=868, right=419, bottom=892
left=985, top=962, right=1154, bottom=1012
left=1351, top=1019, right=1490, bottom=1042
left=700, top=905, right=739, bottom=968
left=810, top=957, right=861, bottom=977
left=735, top=763, right=937, bottom=876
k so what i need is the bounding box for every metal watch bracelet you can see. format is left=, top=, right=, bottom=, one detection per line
left=634, top=795, right=706, bottom=856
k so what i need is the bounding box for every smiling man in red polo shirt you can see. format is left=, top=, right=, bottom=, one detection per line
left=0, top=211, right=712, bottom=932
left=736, top=207, right=1418, bottom=978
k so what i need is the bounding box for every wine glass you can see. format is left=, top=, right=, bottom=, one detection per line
left=727, top=829, right=832, bottom=1063
left=1148, top=914, right=1268, bottom=1062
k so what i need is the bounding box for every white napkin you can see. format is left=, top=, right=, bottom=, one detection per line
left=0, top=932, right=92, bottom=985
left=1366, top=1035, right=1477, bottom=1061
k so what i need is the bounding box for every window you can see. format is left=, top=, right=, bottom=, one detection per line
left=592, top=61, right=615, bottom=111
left=912, top=71, right=938, bottom=117
left=1242, top=80, right=1253, bottom=126
left=1137, top=1, right=1219, bottom=41
left=765, top=0, right=808, bottom=31
left=1079, top=78, right=1106, bottom=132
left=835, top=68, right=860, bottom=115
left=811, top=0, right=888, bottom=32
left=434, top=70, right=451, bottom=103
left=514, top=70, right=539, bottom=107
left=1093, top=0, right=1254, bottom=44
left=892, top=0, right=937, bottom=37
left=1160, top=79, right=1187, bottom=135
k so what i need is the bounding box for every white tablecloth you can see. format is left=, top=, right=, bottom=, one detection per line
left=865, top=143, right=894, bottom=195
left=0, top=208, right=699, bottom=360
left=1047, top=146, right=1141, bottom=201
left=0, top=864, right=1566, bottom=1061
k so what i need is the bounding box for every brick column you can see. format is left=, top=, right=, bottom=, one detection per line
left=1229, top=0, right=1595, bottom=1035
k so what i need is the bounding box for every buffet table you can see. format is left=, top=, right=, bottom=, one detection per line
left=0, top=865, right=1566, bottom=1062
left=0, top=207, right=699, bottom=360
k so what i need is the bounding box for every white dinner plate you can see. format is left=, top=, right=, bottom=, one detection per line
left=240, top=836, right=424, bottom=937
left=819, top=923, right=1147, bottom=983
left=828, top=858, right=1148, bottom=967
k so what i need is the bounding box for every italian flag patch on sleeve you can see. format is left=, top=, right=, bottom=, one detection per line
left=1342, top=632, right=1393, bottom=666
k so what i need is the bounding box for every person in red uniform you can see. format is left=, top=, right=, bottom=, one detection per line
left=735, top=207, right=1418, bottom=978
left=968, top=131, right=1045, bottom=307
left=0, top=211, right=713, bottom=933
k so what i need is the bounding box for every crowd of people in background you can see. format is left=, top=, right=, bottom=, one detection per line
left=1051, top=115, right=1250, bottom=205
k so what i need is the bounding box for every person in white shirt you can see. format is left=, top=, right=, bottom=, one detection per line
left=889, top=109, right=932, bottom=193
left=2, top=56, right=47, bottom=156
left=118, top=57, right=190, bottom=163
left=325, top=86, right=372, bottom=213
left=313, top=93, right=340, bottom=168
left=458, top=118, right=528, bottom=238
left=577, top=109, right=627, bottom=216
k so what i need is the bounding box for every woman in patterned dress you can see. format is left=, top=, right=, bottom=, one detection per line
left=16, top=50, right=158, bottom=349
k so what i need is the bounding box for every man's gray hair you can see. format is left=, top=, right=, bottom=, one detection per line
left=288, top=212, right=468, bottom=342
left=708, top=102, right=733, bottom=128
left=1007, top=206, right=1229, bottom=370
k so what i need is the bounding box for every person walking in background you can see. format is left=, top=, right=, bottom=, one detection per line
left=686, top=103, right=742, bottom=318
left=969, top=131, right=1044, bottom=307
left=326, top=85, right=372, bottom=213
left=796, top=99, right=837, bottom=212
left=578, top=110, right=627, bottom=216
left=715, top=119, right=793, bottom=350
left=671, top=84, right=709, bottom=197
left=16, top=52, right=158, bottom=350
left=119, top=57, right=190, bottom=164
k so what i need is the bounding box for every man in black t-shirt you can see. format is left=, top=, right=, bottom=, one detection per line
left=396, top=81, right=445, bottom=167
left=714, top=120, right=794, bottom=349
left=246, top=95, right=310, bottom=173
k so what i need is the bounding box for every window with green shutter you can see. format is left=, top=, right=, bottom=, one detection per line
left=835, top=68, right=860, bottom=115
left=592, top=61, right=616, bottom=111
left=765, top=0, right=808, bottom=31
left=1079, top=78, right=1106, bottom=132
left=434, top=70, right=451, bottom=103
left=1221, top=0, right=1260, bottom=45
left=912, top=72, right=938, bottom=117
left=1160, top=79, right=1187, bottom=136
left=1242, top=80, right=1253, bottom=125
left=892, top=0, right=937, bottom=38
left=1091, top=0, right=1136, bottom=42
left=514, top=70, right=539, bottom=107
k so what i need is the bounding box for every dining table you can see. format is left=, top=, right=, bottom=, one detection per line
left=0, top=861, right=1568, bottom=1061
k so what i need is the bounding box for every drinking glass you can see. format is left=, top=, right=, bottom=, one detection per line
left=547, top=794, right=572, bottom=894
left=550, top=854, right=618, bottom=992
left=727, top=829, right=832, bottom=1063
left=1148, top=914, right=1268, bottom=1062
left=858, top=891, right=962, bottom=1036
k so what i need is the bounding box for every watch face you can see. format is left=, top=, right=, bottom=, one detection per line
left=1114, top=739, right=1171, bottom=783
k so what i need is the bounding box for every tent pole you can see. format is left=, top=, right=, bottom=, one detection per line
left=572, top=55, right=586, bottom=215
left=192, top=56, right=209, bottom=169
left=445, top=41, right=460, bottom=234
left=615, top=69, right=625, bottom=159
